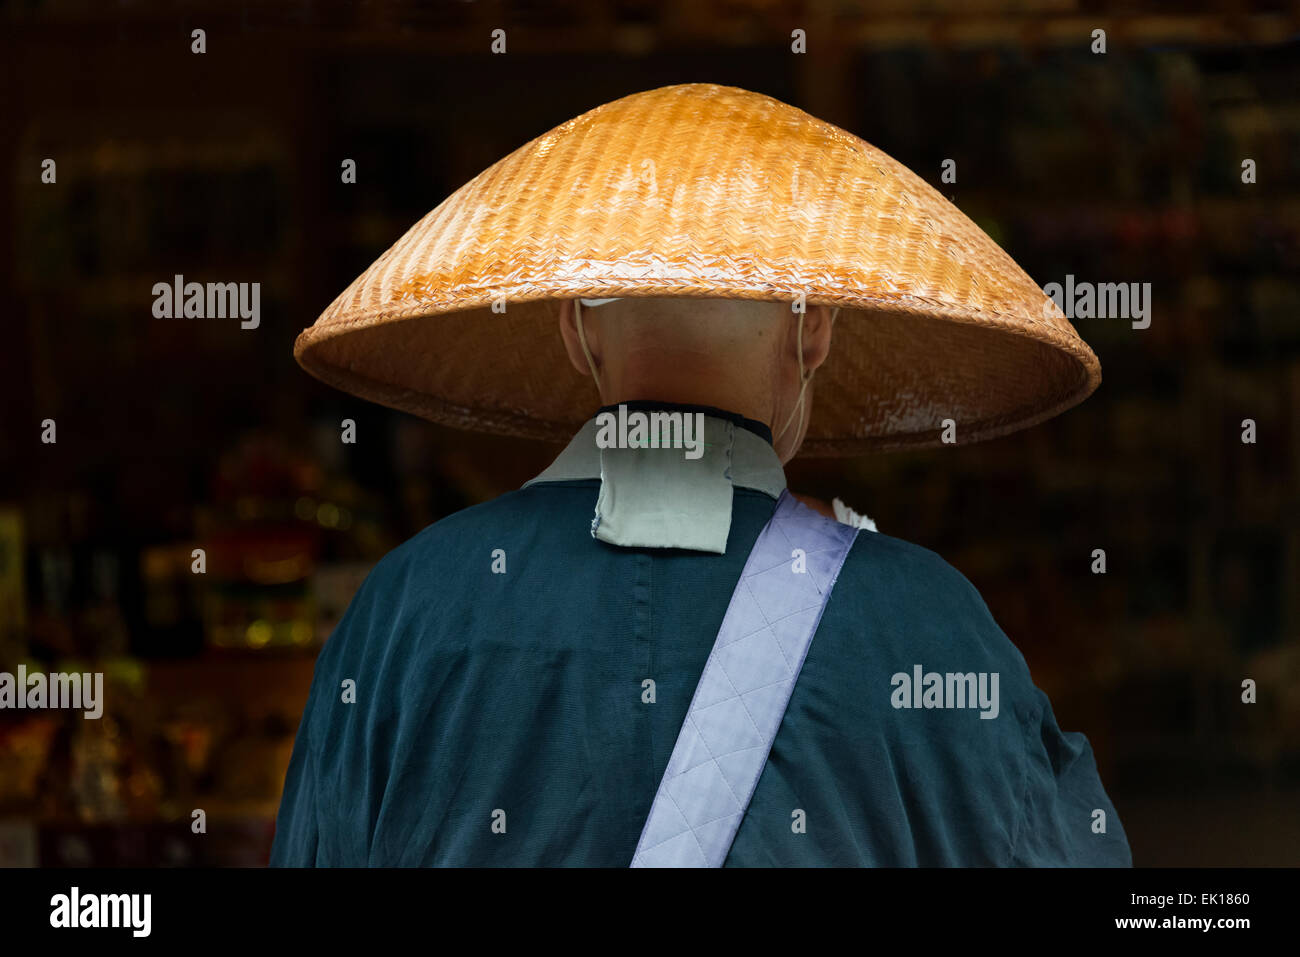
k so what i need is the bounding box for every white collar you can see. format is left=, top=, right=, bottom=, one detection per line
left=523, top=410, right=786, bottom=553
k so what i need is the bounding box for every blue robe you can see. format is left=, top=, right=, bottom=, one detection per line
left=271, top=409, right=1130, bottom=867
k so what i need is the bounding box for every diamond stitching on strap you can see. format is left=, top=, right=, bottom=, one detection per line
left=630, top=492, right=859, bottom=867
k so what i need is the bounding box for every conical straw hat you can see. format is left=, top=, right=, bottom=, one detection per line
left=294, top=83, right=1099, bottom=455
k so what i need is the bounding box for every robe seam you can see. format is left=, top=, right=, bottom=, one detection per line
left=1006, top=698, right=1044, bottom=866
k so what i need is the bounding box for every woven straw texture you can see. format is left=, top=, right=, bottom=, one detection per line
left=294, top=83, right=1100, bottom=455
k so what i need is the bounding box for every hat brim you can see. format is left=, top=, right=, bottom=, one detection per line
left=295, top=286, right=1098, bottom=456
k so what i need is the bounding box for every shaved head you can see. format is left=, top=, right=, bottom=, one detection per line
left=558, top=297, right=835, bottom=463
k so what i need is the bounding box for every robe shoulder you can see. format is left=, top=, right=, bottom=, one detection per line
left=326, top=488, right=1037, bottom=694
left=811, top=529, right=1131, bottom=866
left=830, top=528, right=1038, bottom=690
left=316, top=482, right=597, bottom=648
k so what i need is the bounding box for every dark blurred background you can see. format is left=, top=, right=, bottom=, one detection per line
left=0, top=0, right=1297, bottom=866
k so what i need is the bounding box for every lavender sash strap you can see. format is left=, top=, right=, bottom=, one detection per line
left=629, top=490, right=859, bottom=867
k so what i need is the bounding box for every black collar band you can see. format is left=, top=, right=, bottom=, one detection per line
left=595, top=400, right=774, bottom=447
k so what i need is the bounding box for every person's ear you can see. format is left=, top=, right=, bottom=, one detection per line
left=801, top=303, right=835, bottom=373
left=557, top=299, right=601, bottom=378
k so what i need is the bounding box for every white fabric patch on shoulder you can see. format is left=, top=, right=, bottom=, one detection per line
left=832, top=496, right=877, bottom=532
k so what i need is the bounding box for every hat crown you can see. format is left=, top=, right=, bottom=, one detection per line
left=363, top=83, right=1053, bottom=327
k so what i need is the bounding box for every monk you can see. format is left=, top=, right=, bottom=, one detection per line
left=272, top=295, right=1130, bottom=866
left=276, top=83, right=1129, bottom=867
